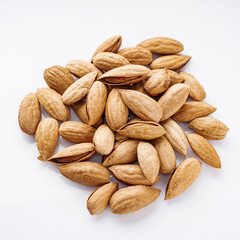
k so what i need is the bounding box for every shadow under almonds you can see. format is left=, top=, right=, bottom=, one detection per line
left=21, top=132, right=36, bottom=144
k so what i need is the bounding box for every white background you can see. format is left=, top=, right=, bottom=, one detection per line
left=0, top=0, right=240, bottom=239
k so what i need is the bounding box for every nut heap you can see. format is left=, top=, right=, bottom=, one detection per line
left=18, top=35, right=229, bottom=215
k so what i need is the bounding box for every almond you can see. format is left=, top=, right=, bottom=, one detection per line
left=131, top=81, right=149, bottom=95
left=72, top=101, right=88, bottom=124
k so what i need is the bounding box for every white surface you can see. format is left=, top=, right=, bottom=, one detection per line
left=0, top=0, right=240, bottom=239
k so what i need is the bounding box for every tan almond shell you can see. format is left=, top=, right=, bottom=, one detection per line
left=59, top=162, right=110, bottom=186
left=119, top=89, right=163, bottom=122
left=138, top=37, right=183, bottom=54
left=188, top=117, right=229, bottom=140
left=72, top=101, right=88, bottom=124
left=144, top=68, right=170, bottom=96
left=93, top=124, right=115, bottom=155
left=65, top=60, right=102, bottom=78
left=43, top=65, right=75, bottom=94
left=179, top=71, right=206, bottom=101
left=36, top=118, right=59, bottom=161
left=109, top=165, right=160, bottom=186
left=152, top=136, right=176, bottom=174
left=150, top=55, right=191, bottom=70
left=137, top=142, right=160, bottom=182
left=162, top=118, right=188, bottom=156
left=61, top=72, right=97, bottom=105
left=105, top=88, right=129, bottom=131
left=98, top=65, right=150, bottom=85
left=115, top=133, right=129, bottom=142
left=93, top=52, right=130, bottom=72
left=87, top=182, right=119, bottom=215
left=165, top=158, right=202, bottom=200
left=110, top=185, right=161, bottom=214
left=18, top=92, right=41, bottom=135
left=118, top=46, right=152, bottom=65
left=91, top=35, right=122, bottom=62
left=172, top=102, right=217, bottom=122
left=158, top=83, right=190, bottom=121
left=131, top=81, right=149, bottom=95
left=187, top=133, right=221, bottom=168
left=48, top=143, right=95, bottom=165
left=117, top=121, right=166, bottom=140
left=86, top=81, right=107, bottom=126
left=59, top=121, right=96, bottom=143
left=102, top=139, right=139, bottom=167
left=36, top=88, right=70, bottom=121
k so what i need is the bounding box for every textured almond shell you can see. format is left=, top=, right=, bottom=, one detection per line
left=131, top=81, right=149, bottom=95
left=98, top=65, right=150, bottom=85
left=105, top=88, right=129, bottom=131
left=187, top=133, right=221, bottom=168
left=102, top=140, right=139, bottom=167
left=61, top=72, right=97, bottom=105
left=59, top=162, right=110, bottom=186
left=118, top=46, right=152, bottom=65
left=188, top=117, right=229, bottom=140
left=93, top=52, right=129, bottom=72
left=18, top=92, right=41, bottom=135
left=43, top=65, right=75, bottom=94
left=137, top=142, right=160, bottom=182
left=162, top=118, right=188, bottom=156
left=59, top=121, right=96, bottom=143
left=48, top=143, right=95, bottom=165
left=150, top=55, right=191, bottom=70
left=110, top=185, right=161, bottom=214
left=138, top=37, right=183, bottom=54
left=152, top=136, right=176, bottom=174
left=117, top=121, right=166, bottom=140
left=119, top=89, right=163, bottom=122
left=87, top=182, right=118, bottom=215
left=172, top=102, right=217, bottom=122
left=158, top=83, right=190, bottom=121
left=93, top=124, right=115, bottom=155
left=72, top=101, right=88, bottom=124
left=36, top=118, right=59, bottom=161
left=165, top=158, right=202, bottom=200
left=36, top=88, right=70, bottom=121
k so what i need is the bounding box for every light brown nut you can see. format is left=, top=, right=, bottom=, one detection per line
left=179, top=71, right=206, bottom=101
left=131, top=81, right=149, bottom=95
left=152, top=136, right=176, bottom=174
left=98, top=65, right=150, bottom=85
left=165, top=158, right=202, bottom=200
left=48, top=143, right=95, bottom=165
left=118, top=46, right=152, bottom=65
left=158, top=83, right=190, bottom=121
left=102, top=140, right=139, bottom=167
left=144, top=68, right=170, bottom=96
left=137, top=142, right=160, bottom=182
left=115, top=133, right=129, bottom=142
left=36, top=88, right=70, bottom=121
left=72, top=101, right=88, bottom=124
left=187, top=133, right=221, bottom=168
left=188, top=117, right=229, bottom=140
left=86, top=81, right=107, bottom=126
left=172, top=102, right=217, bottom=122
left=87, top=182, right=118, bottom=215
left=162, top=118, right=188, bottom=156
left=119, top=89, right=163, bottom=122
left=36, top=118, right=58, bottom=161
left=61, top=72, right=97, bottom=105
left=18, top=92, right=41, bottom=135
left=43, top=65, right=75, bottom=94
left=91, top=35, right=122, bottom=62
left=59, top=121, right=96, bottom=143
left=150, top=55, right=191, bottom=70
left=65, top=60, right=102, bottom=78
left=93, top=124, right=114, bottom=155
left=59, top=162, right=110, bottom=186
left=110, top=185, right=161, bottom=214
left=138, top=37, right=183, bottom=54
left=105, top=88, right=129, bottom=131
left=109, top=165, right=160, bottom=186
left=117, top=121, right=166, bottom=140
left=93, top=52, right=129, bottom=72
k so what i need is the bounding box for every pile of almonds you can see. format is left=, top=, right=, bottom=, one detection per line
left=18, top=36, right=229, bottom=215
